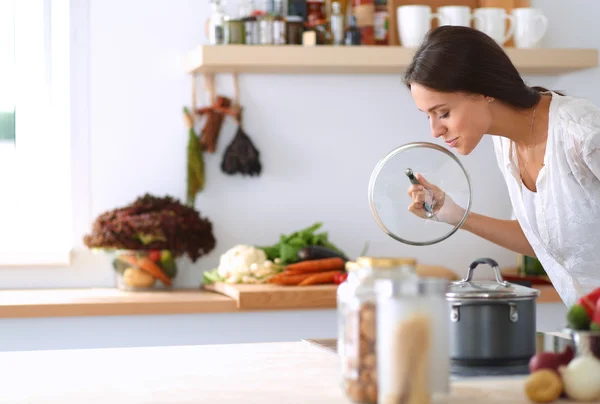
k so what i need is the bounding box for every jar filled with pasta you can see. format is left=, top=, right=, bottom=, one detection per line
left=337, top=256, right=417, bottom=403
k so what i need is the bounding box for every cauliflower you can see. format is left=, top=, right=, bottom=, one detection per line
left=202, top=244, right=283, bottom=284
left=214, top=245, right=282, bottom=284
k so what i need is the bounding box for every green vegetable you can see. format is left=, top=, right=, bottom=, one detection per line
left=184, top=106, right=205, bottom=207
left=112, top=258, right=129, bottom=275
left=256, top=222, right=346, bottom=265
left=567, top=304, right=591, bottom=330
left=159, top=250, right=177, bottom=279
left=136, top=233, right=167, bottom=245
left=202, top=268, right=223, bottom=285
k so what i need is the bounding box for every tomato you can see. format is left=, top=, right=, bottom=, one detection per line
left=334, top=272, right=348, bottom=285
left=148, top=250, right=161, bottom=262
left=577, top=287, right=600, bottom=318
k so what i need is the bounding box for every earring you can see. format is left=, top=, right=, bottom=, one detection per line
left=487, top=98, right=494, bottom=103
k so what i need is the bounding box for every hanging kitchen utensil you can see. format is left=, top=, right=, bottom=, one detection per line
left=220, top=74, right=262, bottom=177
left=194, top=74, right=238, bottom=153
left=368, top=142, right=472, bottom=246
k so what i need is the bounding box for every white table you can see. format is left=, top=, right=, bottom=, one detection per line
left=0, top=340, right=577, bottom=403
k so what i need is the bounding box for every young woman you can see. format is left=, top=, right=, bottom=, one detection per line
left=404, top=25, right=600, bottom=307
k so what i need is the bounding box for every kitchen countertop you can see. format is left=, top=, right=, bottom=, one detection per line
left=0, top=276, right=562, bottom=319
left=0, top=332, right=576, bottom=404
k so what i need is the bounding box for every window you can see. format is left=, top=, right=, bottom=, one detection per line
left=0, top=1, right=15, bottom=143
left=0, top=0, right=85, bottom=266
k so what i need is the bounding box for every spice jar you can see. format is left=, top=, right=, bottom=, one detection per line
left=375, top=276, right=450, bottom=402
left=337, top=257, right=417, bottom=404
left=286, top=15, right=304, bottom=44
left=225, top=16, right=245, bottom=44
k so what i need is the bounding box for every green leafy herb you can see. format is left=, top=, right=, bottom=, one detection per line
left=256, top=222, right=346, bottom=265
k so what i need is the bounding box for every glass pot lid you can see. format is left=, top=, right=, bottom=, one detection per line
left=368, top=142, right=473, bottom=246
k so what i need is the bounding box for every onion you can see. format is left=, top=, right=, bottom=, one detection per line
left=558, top=355, right=600, bottom=401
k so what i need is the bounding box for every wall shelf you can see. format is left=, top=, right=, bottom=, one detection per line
left=185, top=45, right=598, bottom=76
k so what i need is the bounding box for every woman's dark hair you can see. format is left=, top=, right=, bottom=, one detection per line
left=403, top=26, right=562, bottom=109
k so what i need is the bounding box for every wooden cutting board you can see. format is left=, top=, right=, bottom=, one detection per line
left=202, top=283, right=338, bottom=310
left=203, top=264, right=459, bottom=310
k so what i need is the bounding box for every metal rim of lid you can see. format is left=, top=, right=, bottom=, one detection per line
left=367, top=141, right=473, bottom=246
left=356, top=256, right=417, bottom=269
left=445, top=280, right=540, bottom=301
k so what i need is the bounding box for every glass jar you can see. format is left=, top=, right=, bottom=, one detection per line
left=375, top=276, right=450, bottom=402
left=337, top=257, right=417, bottom=404
left=225, top=16, right=246, bottom=44
left=286, top=15, right=304, bottom=44
left=111, top=249, right=177, bottom=291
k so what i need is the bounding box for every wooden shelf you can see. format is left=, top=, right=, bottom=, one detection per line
left=185, top=45, right=598, bottom=75
left=0, top=288, right=238, bottom=319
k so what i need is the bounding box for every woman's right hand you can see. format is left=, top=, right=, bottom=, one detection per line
left=407, top=173, right=465, bottom=226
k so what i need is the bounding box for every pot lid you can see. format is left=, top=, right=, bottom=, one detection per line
left=446, top=258, right=540, bottom=301
left=368, top=142, right=473, bottom=246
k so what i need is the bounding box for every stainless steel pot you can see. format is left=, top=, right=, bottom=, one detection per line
left=446, top=258, right=541, bottom=366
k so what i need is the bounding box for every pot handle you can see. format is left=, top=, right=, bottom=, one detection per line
left=459, top=258, right=509, bottom=287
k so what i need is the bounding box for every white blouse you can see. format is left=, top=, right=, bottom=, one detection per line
left=492, top=91, right=600, bottom=307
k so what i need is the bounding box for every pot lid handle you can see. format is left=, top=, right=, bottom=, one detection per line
left=457, top=258, right=509, bottom=287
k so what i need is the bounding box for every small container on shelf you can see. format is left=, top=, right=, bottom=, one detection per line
left=345, top=15, right=362, bottom=45
left=286, top=15, right=305, bottom=44
left=374, top=0, right=388, bottom=45
left=111, top=249, right=177, bottom=291
left=287, top=0, right=308, bottom=20
left=206, top=0, right=226, bottom=45
left=258, top=0, right=275, bottom=44
left=273, top=0, right=287, bottom=45
left=225, top=16, right=245, bottom=44
left=352, top=0, right=375, bottom=45
left=330, top=1, right=345, bottom=45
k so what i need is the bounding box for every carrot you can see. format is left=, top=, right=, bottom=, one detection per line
left=283, top=257, right=345, bottom=276
left=268, top=272, right=315, bottom=286
left=298, top=270, right=343, bottom=286
left=118, top=254, right=172, bottom=286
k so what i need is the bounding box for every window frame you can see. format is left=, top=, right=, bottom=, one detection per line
left=0, top=0, right=91, bottom=267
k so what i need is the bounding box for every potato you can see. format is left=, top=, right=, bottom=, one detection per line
left=524, top=369, right=563, bottom=403
left=123, top=267, right=156, bottom=288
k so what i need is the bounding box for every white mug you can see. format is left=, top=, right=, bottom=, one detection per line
left=397, top=5, right=449, bottom=48
left=473, top=7, right=515, bottom=45
left=437, top=5, right=474, bottom=27
left=512, top=7, right=548, bottom=48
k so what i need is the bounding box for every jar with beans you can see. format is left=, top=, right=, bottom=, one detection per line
left=337, top=256, right=418, bottom=403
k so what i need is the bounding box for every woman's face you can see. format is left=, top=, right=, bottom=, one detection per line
left=409, top=83, right=492, bottom=155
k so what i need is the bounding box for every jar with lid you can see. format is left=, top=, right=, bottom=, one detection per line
left=286, top=15, right=304, bottom=44
left=337, top=256, right=417, bottom=404
left=224, top=16, right=245, bottom=44
left=375, top=276, right=450, bottom=403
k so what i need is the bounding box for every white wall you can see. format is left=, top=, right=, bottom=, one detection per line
left=0, top=0, right=596, bottom=350
left=4, top=0, right=599, bottom=289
